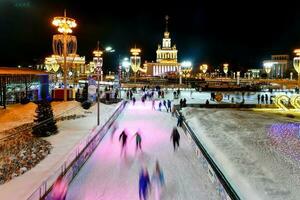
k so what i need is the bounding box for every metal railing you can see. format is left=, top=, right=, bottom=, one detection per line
left=27, top=100, right=127, bottom=200
left=175, top=110, right=240, bottom=200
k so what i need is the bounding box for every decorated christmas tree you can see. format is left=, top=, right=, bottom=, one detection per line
left=32, top=100, right=58, bottom=137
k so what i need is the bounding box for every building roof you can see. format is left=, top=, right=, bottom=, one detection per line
left=0, top=67, right=48, bottom=75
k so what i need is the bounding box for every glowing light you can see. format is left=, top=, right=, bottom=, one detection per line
left=200, top=64, right=208, bottom=73
left=181, top=61, right=192, bottom=68
left=263, top=61, right=276, bottom=74
left=52, top=13, right=77, bottom=34
left=223, top=63, right=229, bottom=74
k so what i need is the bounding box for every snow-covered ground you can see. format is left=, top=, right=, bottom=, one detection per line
left=0, top=101, right=84, bottom=133
left=182, top=107, right=300, bottom=200
left=0, top=101, right=120, bottom=199
left=66, top=101, right=219, bottom=200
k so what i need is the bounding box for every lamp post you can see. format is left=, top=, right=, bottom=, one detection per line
left=263, top=61, right=274, bottom=79
left=181, top=61, right=192, bottom=85
left=93, top=42, right=103, bottom=126
left=293, top=49, right=300, bottom=89
left=52, top=10, right=77, bottom=101
left=200, top=64, right=208, bottom=78
left=130, top=47, right=141, bottom=83
left=223, top=63, right=229, bottom=78
left=122, top=58, right=130, bottom=82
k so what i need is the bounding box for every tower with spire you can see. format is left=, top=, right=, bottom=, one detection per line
left=144, top=16, right=180, bottom=76
left=156, top=15, right=178, bottom=63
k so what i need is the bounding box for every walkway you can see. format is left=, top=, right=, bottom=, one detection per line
left=66, top=101, right=218, bottom=200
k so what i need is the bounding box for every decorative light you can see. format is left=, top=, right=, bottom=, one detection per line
left=293, top=49, right=300, bottom=89
left=223, top=63, right=229, bottom=74
left=200, top=64, right=208, bottom=73
left=52, top=11, right=77, bottom=34
left=263, top=61, right=275, bottom=74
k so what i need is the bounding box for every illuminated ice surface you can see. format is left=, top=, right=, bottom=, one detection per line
left=182, top=107, right=300, bottom=200
left=66, top=101, right=219, bottom=200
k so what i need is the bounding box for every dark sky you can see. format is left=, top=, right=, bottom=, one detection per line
left=1, top=0, right=300, bottom=72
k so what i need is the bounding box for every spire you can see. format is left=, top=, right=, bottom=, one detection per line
left=164, top=15, right=170, bottom=38
left=165, top=15, right=169, bottom=32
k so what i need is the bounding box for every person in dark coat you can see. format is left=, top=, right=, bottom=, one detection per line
left=179, top=99, right=183, bottom=108
left=167, top=100, right=171, bottom=112
left=182, top=98, right=187, bottom=107
left=177, top=113, right=183, bottom=127
left=119, top=130, right=128, bottom=157
left=163, top=100, right=167, bottom=111
left=133, top=97, right=136, bottom=105
left=170, top=127, right=180, bottom=151
left=139, top=167, right=151, bottom=200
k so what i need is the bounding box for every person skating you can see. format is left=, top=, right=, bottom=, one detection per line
left=163, top=100, right=167, bottom=112
left=171, top=127, right=180, bottom=151
left=177, top=113, right=183, bottom=127
left=171, top=105, right=176, bottom=117
left=133, top=130, right=142, bottom=152
left=158, top=101, right=162, bottom=111
left=133, top=97, right=136, bottom=106
left=119, top=129, right=128, bottom=157
left=152, top=99, right=156, bottom=110
left=151, top=160, right=165, bottom=200
left=167, top=99, right=171, bottom=112
left=139, top=167, right=151, bottom=200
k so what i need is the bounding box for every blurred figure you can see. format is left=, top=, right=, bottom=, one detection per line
left=110, top=122, right=119, bottom=141
left=171, top=105, right=176, bottom=117
left=158, top=101, right=162, bottom=111
left=133, top=97, right=136, bottom=106
left=177, top=113, right=183, bottom=127
left=51, top=176, right=67, bottom=200
left=119, top=129, right=128, bottom=157
left=151, top=160, right=165, bottom=200
left=152, top=99, right=156, bottom=110
left=133, top=129, right=142, bottom=152
left=167, top=99, right=171, bottom=112
left=163, top=100, right=167, bottom=112
left=171, top=127, right=180, bottom=151
left=139, top=167, right=151, bottom=200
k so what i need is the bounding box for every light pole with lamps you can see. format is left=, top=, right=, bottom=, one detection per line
left=263, top=61, right=274, bottom=79
left=93, top=42, right=103, bottom=126
left=52, top=10, right=77, bottom=101
left=200, top=64, right=208, bottom=78
left=223, top=63, right=229, bottom=78
left=293, top=49, right=300, bottom=89
left=130, top=47, right=141, bottom=83
left=122, top=58, right=131, bottom=82
left=181, top=61, right=192, bottom=85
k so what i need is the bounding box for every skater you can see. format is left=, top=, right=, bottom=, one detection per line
left=130, top=90, right=133, bottom=100
left=139, top=167, right=151, bottom=200
left=167, top=99, right=171, bottom=112
left=110, top=122, right=119, bottom=141
left=133, top=97, right=136, bottom=106
left=257, top=94, right=260, bottom=104
left=151, top=161, right=165, bottom=200
left=177, top=113, right=183, bottom=127
left=171, top=105, right=176, bottom=117
left=179, top=99, right=183, bottom=108
left=171, top=127, right=180, bottom=151
left=51, top=176, right=67, bottom=200
left=158, top=101, right=162, bottom=111
left=152, top=99, right=156, bottom=110
left=133, top=130, right=142, bottom=152
left=265, top=94, right=268, bottom=104
left=163, top=100, right=167, bottom=112
left=182, top=98, right=187, bottom=107
left=119, top=129, right=128, bottom=157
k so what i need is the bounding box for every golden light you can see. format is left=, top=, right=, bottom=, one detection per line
left=294, top=49, right=300, bottom=56
left=93, top=50, right=103, bottom=57
left=223, top=63, right=229, bottom=74
left=130, top=48, right=141, bottom=56
left=52, top=11, right=77, bottom=34
left=200, top=64, right=208, bottom=73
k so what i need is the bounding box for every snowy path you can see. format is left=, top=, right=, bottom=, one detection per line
left=66, top=101, right=219, bottom=200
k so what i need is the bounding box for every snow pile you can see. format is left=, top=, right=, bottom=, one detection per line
left=181, top=107, right=300, bottom=200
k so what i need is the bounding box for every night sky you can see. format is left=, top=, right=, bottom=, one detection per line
left=1, top=0, right=300, bottom=72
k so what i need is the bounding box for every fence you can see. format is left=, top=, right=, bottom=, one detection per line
left=175, top=110, right=240, bottom=200
left=27, top=100, right=127, bottom=200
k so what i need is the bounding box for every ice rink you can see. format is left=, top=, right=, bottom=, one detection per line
left=66, top=101, right=219, bottom=200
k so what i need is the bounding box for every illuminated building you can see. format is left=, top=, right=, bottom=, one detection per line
left=263, top=55, right=291, bottom=78
left=144, top=16, right=180, bottom=76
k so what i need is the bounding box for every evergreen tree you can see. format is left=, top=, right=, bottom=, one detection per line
left=32, top=100, right=58, bottom=137
left=81, top=83, right=88, bottom=102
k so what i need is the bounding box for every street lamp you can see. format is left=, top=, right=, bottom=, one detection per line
left=52, top=10, right=77, bottom=101
left=122, top=57, right=130, bottom=81
left=130, top=47, right=141, bottom=83
left=223, top=63, right=229, bottom=78
left=93, top=42, right=103, bottom=126
left=200, top=64, right=208, bottom=78
left=181, top=61, right=192, bottom=85
left=263, top=61, right=274, bottom=79
left=293, top=49, right=300, bottom=89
